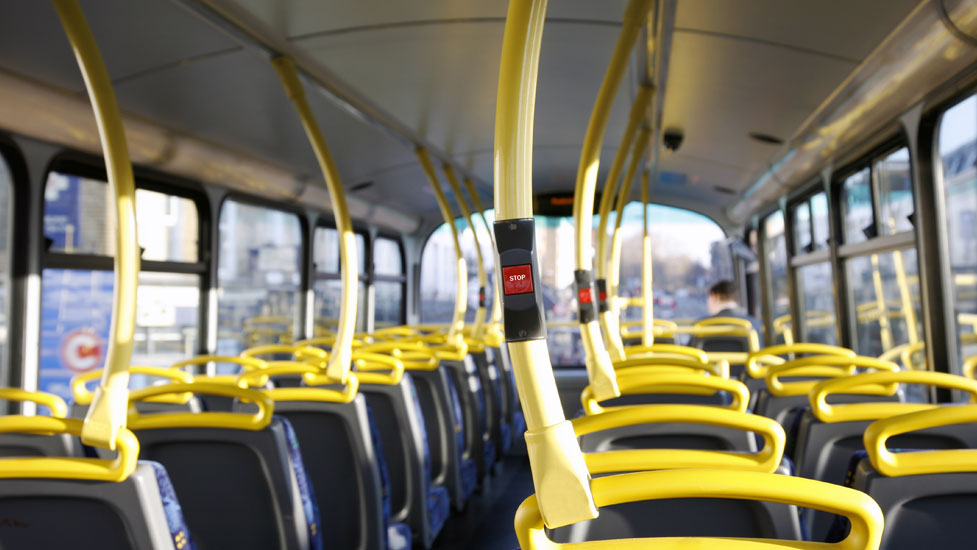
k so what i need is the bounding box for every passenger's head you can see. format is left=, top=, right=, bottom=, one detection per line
left=707, top=280, right=739, bottom=314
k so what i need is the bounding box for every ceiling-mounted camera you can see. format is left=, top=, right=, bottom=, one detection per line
left=663, top=128, right=684, bottom=152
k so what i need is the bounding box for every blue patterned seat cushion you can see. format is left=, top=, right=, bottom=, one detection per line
left=144, top=461, right=196, bottom=550
left=483, top=439, right=497, bottom=469
left=460, top=457, right=477, bottom=500
left=500, top=422, right=512, bottom=455
left=426, top=485, right=451, bottom=539
left=513, top=410, right=526, bottom=437
left=448, top=380, right=466, bottom=456
left=367, top=405, right=402, bottom=550
left=388, top=522, right=412, bottom=550
left=279, top=416, right=324, bottom=550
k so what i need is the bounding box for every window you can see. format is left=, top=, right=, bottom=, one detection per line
left=373, top=236, right=406, bottom=327
left=312, top=226, right=368, bottom=333
left=420, top=217, right=487, bottom=325
left=420, top=205, right=732, bottom=366
left=811, top=193, right=830, bottom=250
left=40, top=171, right=202, bottom=401
left=763, top=212, right=790, bottom=343
left=939, top=94, right=977, bottom=367
left=792, top=202, right=812, bottom=253
left=217, top=200, right=300, bottom=355
left=796, top=262, right=837, bottom=345
left=838, top=146, right=921, bottom=358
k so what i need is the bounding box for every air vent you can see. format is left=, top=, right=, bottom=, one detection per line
left=350, top=180, right=374, bottom=192
left=749, top=132, right=784, bottom=145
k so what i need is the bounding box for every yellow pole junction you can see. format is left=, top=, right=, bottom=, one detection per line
left=53, top=0, right=139, bottom=450
left=417, top=148, right=468, bottom=345
left=464, top=178, right=505, bottom=343
left=640, top=169, right=655, bottom=347
left=603, top=126, right=652, bottom=358
left=271, top=57, right=357, bottom=383
left=495, top=0, right=597, bottom=528
left=572, top=0, right=653, bottom=402
left=595, top=86, right=653, bottom=283
left=444, top=166, right=487, bottom=340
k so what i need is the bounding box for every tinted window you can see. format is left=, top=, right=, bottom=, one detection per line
left=841, top=168, right=873, bottom=244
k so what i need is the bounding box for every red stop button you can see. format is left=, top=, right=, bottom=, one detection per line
left=502, top=264, right=534, bottom=295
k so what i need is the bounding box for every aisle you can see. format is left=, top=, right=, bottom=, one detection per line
left=432, top=455, right=533, bottom=550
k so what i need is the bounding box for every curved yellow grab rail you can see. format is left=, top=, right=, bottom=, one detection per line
left=73, top=366, right=195, bottom=406
left=811, top=371, right=977, bottom=423
left=173, top=355, right=268, bottom=373
left=494, top=0, right=597, bottom=528
left=612, top=355, right=726, bottom=378
left=746, top=343, right=856, bottom=379
left=622, top=343, right=709, bottom=364
left=0, top=389, right=68, bottom=418
left=237, top=363, right=360, bottom=403
left=514, top=469, right=883, bottom=550
left=351, top=351, right=405, bottom=385
left=444, top=165, right=489, bottom=341
left=357, top=341, right=440, bottom=371
left=864, top=405, right=977, bottom=477
left=582, top=371, right=749, bottom=416
left=765, top=355, right=900, bottom=397
left=128, top=383, right=274, bottom=431
left=572, top=405, right=784, bottom=474
left=620, top=319, right=679, bottom=340
left=53, top=0, right=139, bottom=451
left=964, top=355, right=977, bottom=380
left=241, top=344, right=329, bottom=363
left=693, top=317, right=762, bottom=352
left=0, top=417, right=137, bottom=482
left=878, top=341, right=926, bottom=371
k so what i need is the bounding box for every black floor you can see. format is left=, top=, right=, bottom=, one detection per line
left=431, top=455, right=534, bottom=550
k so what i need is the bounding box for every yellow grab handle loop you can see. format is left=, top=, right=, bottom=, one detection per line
left=582, top=371, right=749, bottom=416
left=864, top=405, right=977, bottom=477
left=572, top=404, right=784, bottom=474
left=53, top=0, right=140, bottom=452
left=241, top=344, right=329, bottom=363
left=514, top=469, right=884, bottom=550
left=963, top=355, right=977, bottom=380
left=351, top=351, right=405, bottom=385
left=237, top=363, right=361, bottom=403
left=613, top=355, right=724, bottom=377
left=0, top=389, right=68, bottom=418
left=765, top=355, right=900, bottom=397
left=622, top=343, right=709, bottom=363
left=72, top=366, right=195, bottom=406
left=746, top=343, right=856, bottom=379
left=811, top=371, right=977, bottom=423
left=691, top=317, right=761, bottom=352
left=173, top=355, right=269, bottom=373
left=0, top=417, right=138, bottom=481
left=128, top=383, right=274, bottom=431
left=360, top=341, right=440, bottom=371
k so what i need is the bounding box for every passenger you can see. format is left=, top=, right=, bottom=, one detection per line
left=696, top=280, right=765, bottom=349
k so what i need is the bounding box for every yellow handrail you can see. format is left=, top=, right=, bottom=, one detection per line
left=622, top=343, right=709, bottom=364
left=811, top=371, right=977, bottom=423
left=494, top=0, right=596, bottom=528
left=764, top=355, right=900, bottom=397
left=571, top=0, right=653, bottom=403
left=0, top=417, right=137, bottom=481
left=514, top=469, right=883, bottom=550
left=864, top=405, right=977, bottom=477
left=639, top=169, right=654, bottom=346
left=418, top=148, right=468, bottom=346
left=236, top=363, right=361, bottom=402
left=746, top=343, right=855, bottom=379
left=128, top=382, right=274, bottom=431
left=572, top=405, right=784, bottom=474
left=582, top=371, right=749, bottom=416
left=611, top=355, right=725, bottom=378
left=694, top=316, right=762, bottom=352
left=0, top=389, right=68, bottom=418
left=444, top=165, right=488, bottom=340
left=72, top=366, right=195, bottom=406
left=53, top=0, right=139, bottom=451
left=271, top=56, right=357, bottom=383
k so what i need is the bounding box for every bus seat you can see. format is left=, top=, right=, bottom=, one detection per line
left=0, top=461, right=194, bottom=550
left=834, top=405, right=977, bottom=549
left=442, top=357, right=495, bottom=479
left=792, top=372, right=977, bottom=541
left=447, top=379, right=479, bottom=502
left=366, top=404, right=413, bottom=550
left=471, top=348, right=507, bottom=461
left=495, top=344, right=527, bottom=454
left=245, top=394, right=386, bottom=550
left=360, top=373, right=449, bottom=549
left=126, top=384, right=321, bottom=550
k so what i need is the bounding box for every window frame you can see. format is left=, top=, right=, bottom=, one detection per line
left=0, top=135, right=29, bottom=399
left=372, top=232, right=407, bottom=326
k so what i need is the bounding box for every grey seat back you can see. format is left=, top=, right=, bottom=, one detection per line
left=578, top=419, right=757, bottom=453
left=409, top=367, right=470, bottom=510
left=471, top=350, right=505, bottom=463
left=250, top=395, right=384, bottom=550
left=442, top=358, right=493, bottom=478
left=0, top=462, right=189, bottom=549
left=849, top=456, right=977, bottom=549
left=0, top=432, right=82, bottom=458
left=133, top=417, right=313, bottom=550
left=793, top=410, right=977, bottom=540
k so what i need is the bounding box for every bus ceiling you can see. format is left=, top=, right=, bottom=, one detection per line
left=0, top=2, right=976, bottom=232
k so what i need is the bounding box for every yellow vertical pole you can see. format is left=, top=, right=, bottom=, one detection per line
left=604, top=127, right=652, bottom=356
left=464, top=178, right=504, bottom=343
left=444, top=166, right=487, bottom=340
left=892, top=249, right=919, bottom=345
left=271, top=57, right=357, bottom=382
left=572, top=0, right=652, bottom=401
left=53, top=0, right=138, bottom=450
left=495, top=0, right=596, bottom=527
left=417, top=149, right=468, bottom=345
left=870, top=254, right=893, bottom=352
left=595, top=86, right=654, bottom=349
left=641, top=169, right=655, bottom=346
